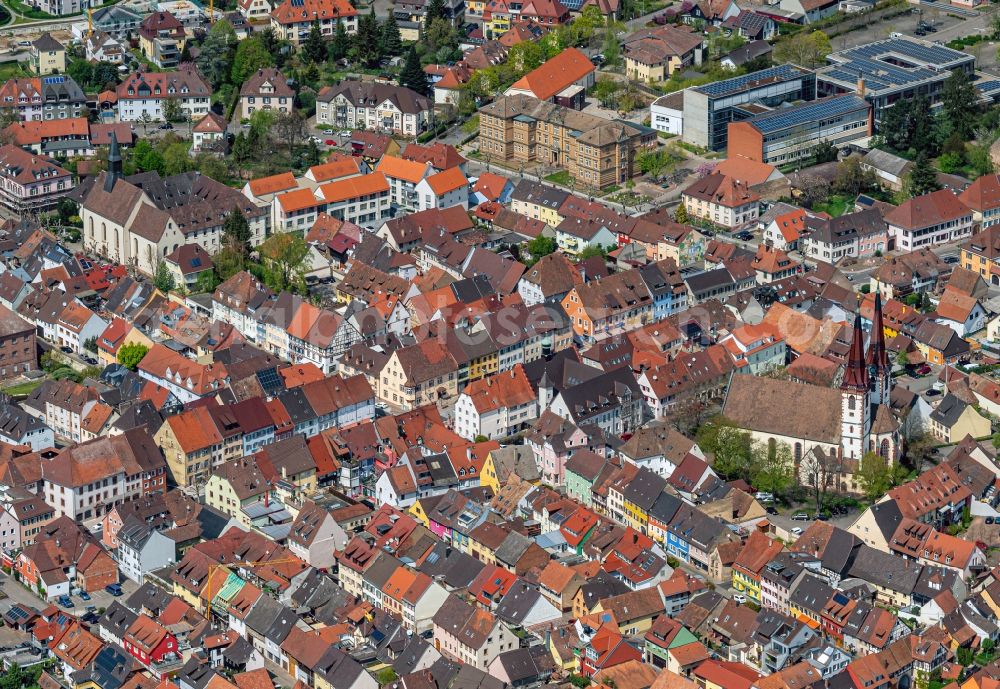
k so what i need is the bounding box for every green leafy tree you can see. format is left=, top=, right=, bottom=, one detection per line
left=223, top=206, right=252, bottom=257
left=163, top=142, right=192, bottom=176
left=772, top=30, right=831, bottom=68
left=526, top=235, right=556, bottom=261
left=330, top=19, right=351, bottom=61
left=196, top=19, right=237, bottom=89
left=380, top=14, right=402, bottom=56
left=83, top=336, right=98, bottom=353
left=303, top=20, right=328, bottom=64
left=574, top=5, right=605, bottom=44
left=154, top=260, right=175, bottom=292
left=577, top=245, right=607, bottom=260
left=425, top=18, right=459, bottom=58
left=425, top=0, right=447, bottom=23
left=260, top=233, right=310, bottom=293
left=232, top=36, right=275, bottom=85
left=712, top=427, right=754, bottom=482
left=602, top=22, right=620, bottom=67
left=400, top=46, right=430, bottom=96
left=132, top=140, right=164, bottom=174
left=902, top=151, right=941, bottom=199
left=195, top=269, right=220, bottom=294
left=232, top=131, right=254, bottom=165
left=354, top=12, right=382, bottom=67
left=957, top=647, right=974, bottom=667
left=214, top=247, right=245, bottom=280
left=273, top=110, right=308, bottom=162
left=117, top=343, right=150, bottom=371
left=162, top=96, right=183, bottom=123
left=857, top=452, right=893, bottom=503
left=942, top=68, right=980, bottom=139
left=751, top=440, right=794, bottom=498
left=674, top=203, right=689, bottom=223
left=833, top=156, right=878, bottom=196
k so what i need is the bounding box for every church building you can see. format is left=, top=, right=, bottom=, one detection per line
left=722, top=294, right=901, bottom=494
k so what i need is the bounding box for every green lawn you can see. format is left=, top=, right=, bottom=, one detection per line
left=812, top=195, right=852, bottom=217
left=0, top=62, right=26, bottom=81
left=544, top=170, right=572, bottom=186
left=2, top=379, right=43, bottom=396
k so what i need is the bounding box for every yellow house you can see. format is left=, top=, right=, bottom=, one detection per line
left=467, top=0, right=486, bottom=14
left=929, top=394, right=992, bottom=444
left=467, top=521, right=509, bottom=566
left=31, top=34, right=65, bottom=76
left=409, top=497, right=432, bottom=527
left=204, top=457, right=272, bottom=527
left=622, top=496, right=649, bottom=534
left=623, top=25, right=704, bottom=82
left=481, top=446, right=543, bottom=494
left=467, top=349, right=499, bottom=383
left=377, top=342, right=459, bottom=411
left=97, top=318, right=154, bottom=367
left=510, top=183, right=567, bottom=228
left=153, top=408, right=222, bottom=488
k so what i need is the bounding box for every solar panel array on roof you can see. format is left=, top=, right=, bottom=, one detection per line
left=820, top=38, right=972, bottom=94
left=256, top=367, right=283, bottom=394
left=694, top=64, right=808, bottom=98
left=746, top=94, right=869, bottom=134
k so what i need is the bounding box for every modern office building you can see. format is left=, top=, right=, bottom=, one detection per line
left=682, top=64, right=816, bottom=151
left=727, top=94, right=872, bottom=165
left=816, top=38, right=974, bottom=122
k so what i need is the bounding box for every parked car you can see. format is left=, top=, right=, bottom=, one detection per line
left=105, top=583, right=122, bottom=596
left=80, top=612, right=100, bottom=625
left=322, top=129, right=334, bottom=135
left=914, top=28, right=927, bottom=36
left=78, top=591, right=91, bottom=601
left=158, top=122, right=173, bottom=130
left=733, top=593, right=747, bottom=604
left=83, top=356, right=98, bottom=365
left=791, top=527, right=803, bottom=536
left=325, top=139, right=335, bottom=145
left=59, top=346, right=74, bottom=354
left=943, top=255, right=959, bottom=263
left=57, top=595, right=74, bottom=608
left=754, top=492, right=774, bottom=502
left=791, top=513, right=810, bottom=521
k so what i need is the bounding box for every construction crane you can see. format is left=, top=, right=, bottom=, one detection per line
left=203, top=556, right=303, bottom=614
left=87, top=7, right=93, bottom=39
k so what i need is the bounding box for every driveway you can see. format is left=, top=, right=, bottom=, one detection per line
left=0, top=569, right=138, bottom=617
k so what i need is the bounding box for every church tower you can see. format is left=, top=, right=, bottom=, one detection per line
left=866, top=293, right=892, bottom=407
left=841, top=314, right=871, bottom=460
left=104, top=131, right=123, bottom=193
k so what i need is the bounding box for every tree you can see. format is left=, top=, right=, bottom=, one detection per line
left=602, top=22, right=620, bottom=67
left=902, top=151, right=940, bottom=199
left=425, top=18, right=459, bottom=59
left=833, top=156, right=878, bottom=196
left=196, top=20, right=237, bottom=89
left=857, top=452, right=893, bottom=503
left=214, top=246, right=245, bottom=281
left=223, top=206, right=252, bottom=257
left=83, top=336, right=98, bottom=353
left=712, top=427, right=754, bottom=482
left=577, top=245, right=607, bottom=260
left=162, top=97, right=183, bottom=123
left=273, top=110, right=308, bottom=162
left=259, top=233, right=310, bottom=293
left=154, top=260, right=175, bottom=292
left=772, top=30, right=831, bottom=68
left=942, top=68, right=980, bottom=139
left=400, top=46, right=430, bottom=96
left=574, top=5, right=605, bottom=44
left=380, top=14, right=402, bottom=56
left=425, top=0, right=446, bottom=23
left=117, top=343, right=150, bottom=371
left=132, top=140, right=164, bottom=174
left=674, top=203, right=689, bottom=223
left=195, top=269, right=220, bottom=294
left=751, top=440, right=794, bottom=497
left=957, top=647, right=974, bottom=667
left=526, top=235, right=556, bottom=261
left=232, top=36, right=274, bottom=85
left=303, top=20, right=328, bottom=64
left=330, top=19, right=351, bottom=61
left=163, top=142, right=192, bottom=176
left=354, top=12, right=382, bottom=67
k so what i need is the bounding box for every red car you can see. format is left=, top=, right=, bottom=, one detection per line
left=325, top=139, right=335, bottom=145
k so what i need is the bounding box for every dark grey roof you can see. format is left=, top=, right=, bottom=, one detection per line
left=363, top=551, right=403, bottom=591
left=494, top=581, right=547, bottom=625
left=686, top=267, right=736, bottom=294
left=71, top=645, right=134, bottom=689
left=510, top=179, right=569, bottom=209
left=0, top=403, right=47, bottom=441
left=274, top=387, right=317, bottom=426
left=557, top=367, right=642, bottom=427
left=929, top=393, right=969, bottom=427
left=494, top=531, right=533, bottom=566
left=648, top=491, right=683, bottom=524
left=621, top=467, right=667, bottom=512
left=788, top=573, right=835, bottom=615
left=865, top=500, right=904, bottom=545
left=417, top=541, right=485, bottom=590
left=577, top=570, right=630, bottom=611
left=724, top=39, right=772, bottom=66
left=847, top=545, right=921, bottom=595
left=821, top=527, right=861, bottom=575
left=96, top=601, right=136, bottom=640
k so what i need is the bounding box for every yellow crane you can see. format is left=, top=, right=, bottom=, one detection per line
left=203, top=556, right=303, bottom=613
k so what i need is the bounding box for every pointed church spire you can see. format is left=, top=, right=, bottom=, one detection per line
left=104, top=131, right=122, bottom=193
left=841, top=313, right=869, bottom=393
left=866, top=292, right=889, bottom=371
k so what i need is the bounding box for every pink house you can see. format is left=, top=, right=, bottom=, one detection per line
left=526, top=410, right=593, bottom=486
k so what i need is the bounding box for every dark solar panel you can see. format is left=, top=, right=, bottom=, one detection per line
left=748, top=95, right=869, bottom=134
left=256, top=367, right=283, bottom=393
left=694, top=64, right=806, bottom=98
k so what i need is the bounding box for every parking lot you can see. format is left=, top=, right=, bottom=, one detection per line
left=0, top=569, right=139, bottom=618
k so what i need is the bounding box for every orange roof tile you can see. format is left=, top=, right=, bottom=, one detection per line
left=319, top=172, right=389, bottom=203
left=307, top=156, right=361, bottom=182
left=425, top=166, right=468, bottom=196
left=277, top=188, right=320, bottom=213
left=376, top=155, right=431, bottom=184
left=508, top=47, right=595, bottom=101
left=248, top=172, right=298, bottom=196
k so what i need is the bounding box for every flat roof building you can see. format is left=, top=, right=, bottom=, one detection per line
left=683, top=64, right=816, bottom=151
left=728, top=94, right=872, bottom=166
left=816, top=38, right=974, bottom=121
